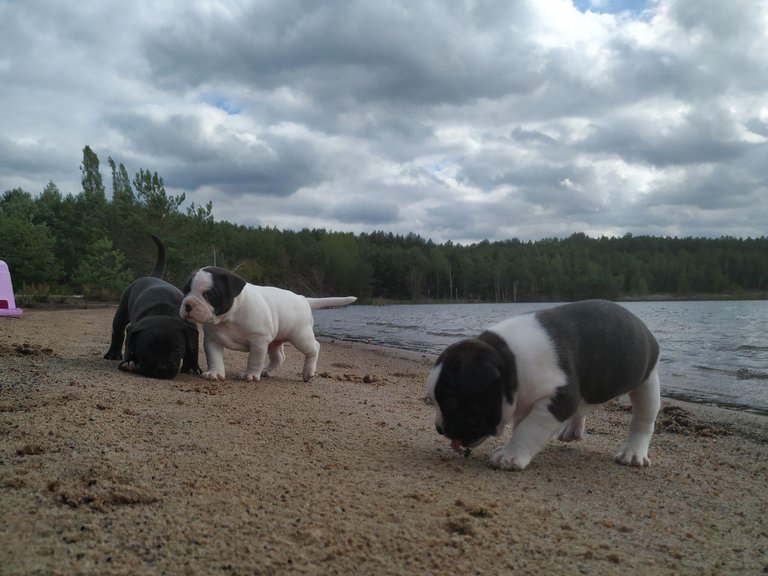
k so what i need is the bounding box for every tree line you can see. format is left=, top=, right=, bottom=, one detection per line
left=1, top=146, right=766, bottom=303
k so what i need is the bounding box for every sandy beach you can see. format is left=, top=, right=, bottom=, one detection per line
left=1, top=307, right=766, bottom=575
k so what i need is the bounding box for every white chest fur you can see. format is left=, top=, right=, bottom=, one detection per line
left=491, top=314, right=567, bottom=423
left=203, top=322, right=251, bottom=352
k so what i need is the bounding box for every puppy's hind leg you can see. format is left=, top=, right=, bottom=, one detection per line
left=292, top=328, right=320, bottom=382
left=263, top=342, right=286, bottom=377
left=242, top=337, right=270, bottom=382
left=557, top=403, right=597, bottom=442
left=558, top=411, right=586, bottom=442
left=615, top=366, right=661, bottom=467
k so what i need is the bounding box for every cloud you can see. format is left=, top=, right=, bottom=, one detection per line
left=0, top=0, right=766, bottom=243
left=328, top=199, right=400, bottom=225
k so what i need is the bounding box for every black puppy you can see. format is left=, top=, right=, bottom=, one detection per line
left=104, top=235, right=201, bottom=379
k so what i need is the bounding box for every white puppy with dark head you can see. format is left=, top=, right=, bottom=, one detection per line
left=180, top=266, right=356, bottom=382
left=427, top=300, right=660, bottom=470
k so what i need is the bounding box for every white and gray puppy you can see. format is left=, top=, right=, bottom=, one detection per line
left=427, top=300, right=660, bottom=471
left=180, top=266, right=356, bottom=382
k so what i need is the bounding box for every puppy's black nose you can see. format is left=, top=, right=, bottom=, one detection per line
left=184, top=302, right=192, bottom=313
left=436, top=425, right=444, bottom=436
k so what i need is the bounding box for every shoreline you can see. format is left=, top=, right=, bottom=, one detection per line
left=325, top=335, right=768, bottom=417
left=2, top=309, right=767, bottom=575
left=16, top=299, right=768, bottom=414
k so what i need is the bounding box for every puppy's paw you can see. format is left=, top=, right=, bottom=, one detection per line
left=118, top=360, right=137, bottom=373
left=490, top=447, right=531, bottom=471
left=614, top=449, right=651, bottom=468
left=558, top=421, right=585, bottom=442
left=181, top=363, right=202, bottom=375
left=202, top=370, right=226, bottom=381
left=240, top=371, right=262, bottom=382
left=104, top=350, right=122, bottom=361
left=302, top=368, right=315, bottom=382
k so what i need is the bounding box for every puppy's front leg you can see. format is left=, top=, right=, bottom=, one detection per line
left=104, top=299, right=130, bottom=360
left=202, top=334, right=227, bottom=381
left=242, top=337, right=270, bottom=381
left=490, top=399, right=564, bottom=471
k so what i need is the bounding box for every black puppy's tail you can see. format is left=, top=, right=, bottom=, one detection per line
left=149, top=234, right=167, bottom=278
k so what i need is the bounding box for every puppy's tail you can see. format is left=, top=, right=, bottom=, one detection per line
left=149, top=234, right=167, bottom=278
left=307, top=296, right=357, bottom=310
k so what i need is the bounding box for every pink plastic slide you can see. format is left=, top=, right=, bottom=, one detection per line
left=0, top=260, right=23, bottom=317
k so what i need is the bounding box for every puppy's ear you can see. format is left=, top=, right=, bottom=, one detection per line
left=218, top=268, right=247, bottom=300
left=126, top=318, right=150, bottom=334
left=459, top=358, right=501, bottom=394
left=442, top=339, right=502, bottom=395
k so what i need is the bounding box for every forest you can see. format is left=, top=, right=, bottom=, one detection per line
left=1, top=146, right=767, bottom=304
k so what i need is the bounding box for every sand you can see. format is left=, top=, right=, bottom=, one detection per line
left=1, top=307, right=766, bottom=575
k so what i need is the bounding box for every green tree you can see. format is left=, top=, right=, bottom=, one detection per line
left=186, top=200, right=214, bottom=223
left=0, top=189, right=60, bottom=285
left=75, top=237, right=132, bottom=300
left=319, top=232, right=369, bottom=296
left=0, top=188, right=36, bottom=220
left=133, top=168, right=185, bottom=221
left=80, top=145, right=106, bottom=204
left=427, top=246, right=450, bottom=300
left=108, top=156, right=134, bottom=205
left=34, top=181, right=63, bottom=229
left=58, top=146, right=110, bottom=284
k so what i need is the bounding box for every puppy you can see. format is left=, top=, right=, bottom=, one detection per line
left=427, top=300, right=660, bottom=470
left=179, top=266, right=356, bottom=382
left=104, top=235, right=201, bottom=379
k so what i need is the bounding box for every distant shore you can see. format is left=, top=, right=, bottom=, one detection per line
left=14, top=289, right=768, bottom=310
left=359, top=292, right=768, bottom=306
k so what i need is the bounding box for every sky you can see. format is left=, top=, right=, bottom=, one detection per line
left=1, top=0, right=767, bottom=244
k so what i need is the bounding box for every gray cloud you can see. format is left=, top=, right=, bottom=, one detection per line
left=143, top=2, right=542, bottom=105
left=1, top=0, right=766, bottom=242
left=328, top=200, right=400, bottom=225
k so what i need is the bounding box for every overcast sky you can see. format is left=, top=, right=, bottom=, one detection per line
left=1, top=0, right=766, bottom=243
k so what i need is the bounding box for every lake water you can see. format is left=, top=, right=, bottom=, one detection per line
left=314, top=301, right=768, bottom=414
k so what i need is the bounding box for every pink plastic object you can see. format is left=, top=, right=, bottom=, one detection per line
left=0, top=260, right=23, bottom=317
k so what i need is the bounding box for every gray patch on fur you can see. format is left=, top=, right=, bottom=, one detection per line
left=535, top=300, right=659, bottom=421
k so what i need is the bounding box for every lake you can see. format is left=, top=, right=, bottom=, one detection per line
left=314, top=300, right=768, bottom=414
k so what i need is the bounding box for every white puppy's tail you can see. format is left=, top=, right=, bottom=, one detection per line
left=307, top=296, right=357, bottom=310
